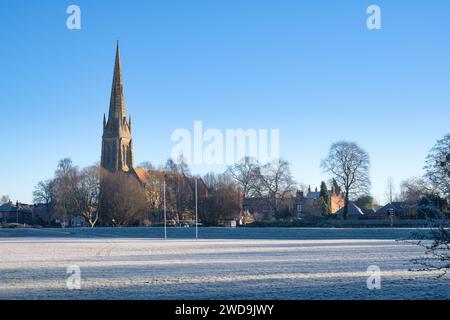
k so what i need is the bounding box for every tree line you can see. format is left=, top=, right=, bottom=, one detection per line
left=31, top=157, right=297, bottom=227
left=27, top=134, right=450, bottom=226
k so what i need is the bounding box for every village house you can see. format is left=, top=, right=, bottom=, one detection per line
left=294, top=185, right=345, bottom=218
left=0, top=202, right=33, bottom=225
left=335, top=202, right=366, bottom=220
left=243, top=184, right=345, bottom=222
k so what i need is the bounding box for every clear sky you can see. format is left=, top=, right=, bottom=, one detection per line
left=1, top=0, right=450, bottom=204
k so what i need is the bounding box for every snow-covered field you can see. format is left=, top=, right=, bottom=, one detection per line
left=0, top=233, right=448, bottom=300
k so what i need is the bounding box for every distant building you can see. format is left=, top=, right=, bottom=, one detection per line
left=375, top=202, right=417, bottom=219
left=97, top=43, right=211, bottom=227
left=376, top=202, right=408, bottom=215
left=0, top=202, right=33, bottom=224
left=69, top=216, right=86, bottom=228
left=222, top=219, right=237, bottom=228
left=362, top=208, right=376, bottom=215
left=101, top=41, right=134, bottom=176
left=335, top=202, right=365, bottom=220
left=294, top=185, right=345, bottom=218
left=243, top=197, right=291, bottom=222
left=243, top=184, right=345, bottom=221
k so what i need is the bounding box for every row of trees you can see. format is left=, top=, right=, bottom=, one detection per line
left=30, top=134, right=450, bottom=225
left=320, top=134, right=450, bottom=219
left=378, top=135, right=450, bottom=215
left=32, top=157, right=298, bottom=227
left=410, top=135, right=450, bottom=275
left=33, top=158, right=201, bottom=227
left=33, top=159, right=104, bottom=227
left=226, top=158, right=296, bottom=219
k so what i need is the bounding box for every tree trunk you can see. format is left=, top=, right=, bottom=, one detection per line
left=343, top=192, right=350, bottom=220
left=89, top=217, right=98, bottom=228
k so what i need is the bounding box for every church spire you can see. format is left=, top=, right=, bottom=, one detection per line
left=108, top=40, right=126, bottom=124
left=101, top=42, right=134, bottom=173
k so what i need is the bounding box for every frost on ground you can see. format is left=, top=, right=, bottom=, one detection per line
left=0, top=237, right=448, bottom=300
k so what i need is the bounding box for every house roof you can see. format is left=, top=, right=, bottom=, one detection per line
left=304, top=190, right=339, bottom=200
left=0, top=203, right=33, bottom=213
left=362, top=208, right=376, bottom=215
left=306, top=192, right=320, bottom=199
left=335, top=202, right=365, bottom=217
left=376, top=202, right=407, bottom=215
left=0, top=203, right=15, bottom=212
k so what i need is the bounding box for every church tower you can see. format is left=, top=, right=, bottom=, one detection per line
left=101, top=42, right=134, bottom=173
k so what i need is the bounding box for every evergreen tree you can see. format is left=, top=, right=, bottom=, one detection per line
left=354, top=195, right=375, bottom=211
left=319, top=181, right=331, bottom=215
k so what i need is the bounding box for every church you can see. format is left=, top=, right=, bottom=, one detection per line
left=99, top=43, right=208, bottom=226
left=100, top=41, right=135, bottom=175
left=100, top=42, right=169, bottom=185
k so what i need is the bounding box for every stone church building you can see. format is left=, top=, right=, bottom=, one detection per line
left=99, top=43, right=209, bottom=226
left=101, top=42, right=134, bottom=174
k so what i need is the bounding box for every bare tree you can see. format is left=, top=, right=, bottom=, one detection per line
left=99, top=171, right=148, bottom=227
left=138, top=161, right=154, bottom=170
left=226, top=157, right=260, bottom=216
left=0, top=195, right=11, bottom=205
left=53, top=158, right=80, bottom=226
left=32, top=179, right=56, bottom=224
left=74, top=166, right=101, bottom=228
left=321, top=141, right=371, bottom=220
left=139, top=170, right=165, bottom=224
left=255, top=159, right=297, bottom=215
left=33, top=180, right=55, bottom=205
left=399, top=177, right=431, bottom=204
left=408, top=214, right=450, bottom=277
left=201, top=172, right=240, bottom=225
left=425, top=134, right=450, bottom=200
left=405, top=135, right=450, bottom=276
left=385, top=177, right=396, bottom=204
left=164, top=157, right=195, bottom=223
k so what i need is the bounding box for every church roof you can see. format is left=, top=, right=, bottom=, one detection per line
left=133, top=168, right=207, bottom=193
left=134, top=168, right=153, bottom=183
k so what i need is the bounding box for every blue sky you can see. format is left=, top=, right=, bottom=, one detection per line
left=1, top=0, right=449, bottom=204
